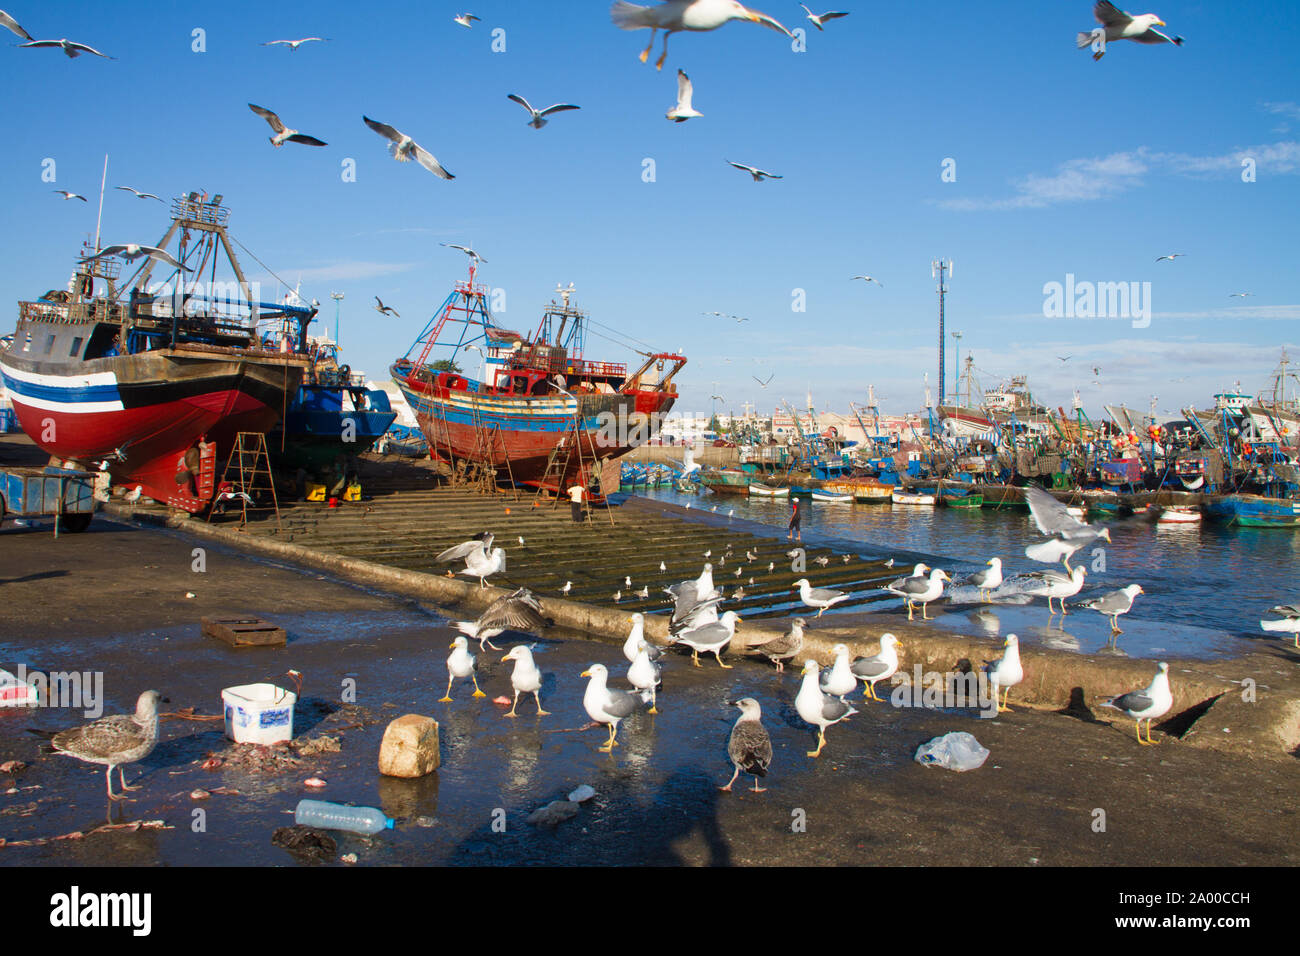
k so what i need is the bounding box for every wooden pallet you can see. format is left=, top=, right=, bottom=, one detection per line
left=201, top=616, right=287, bottom=647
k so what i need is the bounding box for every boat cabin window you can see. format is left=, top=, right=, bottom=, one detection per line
left=43, top=334, right=56, bottom=355
left=84, top=323, right=121, bottom=360
left=69, top=336, right=83, bottom=358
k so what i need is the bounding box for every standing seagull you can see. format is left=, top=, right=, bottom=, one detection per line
left=799, top=5, right=849, bottom=30
left=247, top=104, right=328, bottom=147
left=52, top=190, right=88, bottom=202
left=373, top=295, right=399, bottom=318
left=115, top=186, right=164, bottom=202
left=501, top=645, right=548, bottom=717
left=964, top=558, right=1003, bottom=602
left=52, top=691, right=163, bottom=800
left=1101, top=662, right=1172, bottom=745
left=627, top=640, right=663, bottom=713
left=850, top=634, right=901, bottom=702
left=440, top=636, right=486, bottom=702
left=818, top=644, right=857, bottom=699
left=1260, top=604, right=1300, bottom=648
left=1018, top=566, right=1087, bottom=615
left=363, top=116, right=455, bottom=179
left=726, top=160, right=782, bottom=181
left=669, top=610, right=741, bottom=668
left=983, top=634, right=1023, bottom=713
left=1077, top=584, right=1144, bottom=634
left=1, top=9, right=32, bottom=40
left=1077, top=1, right=1183, bottom=61
left=793, top=578, right=849, bottom=617
left=261, top=37, right=329, bottom=50
left=20, top=38, right=113, bottom=58
left=721, top=698, right=772, bottom=793
left=795, top=660, right=857, bottom=757
left=580, top=663, right=650, bottom=752
left=885, top=568, right=950, bottom=621
left=623, top=612, right=665, bottom=663
left=750, top=617, right=805, bottom=671
left=666, top=69, right=702, bottom=121
left=507, top=93, right=581, bottom=129
left=611, top=0, right=792, bottom=70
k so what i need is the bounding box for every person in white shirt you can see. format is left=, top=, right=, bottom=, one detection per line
left=567, top=483, right=585, bottom=523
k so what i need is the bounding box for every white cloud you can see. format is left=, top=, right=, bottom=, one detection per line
left=1262, top=101, right=1300, bottom=120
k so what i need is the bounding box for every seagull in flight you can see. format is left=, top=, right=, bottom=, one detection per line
left=612, top=0, right=792, bottom=70
left=666, top=69, right=702, bottom=122
left=441, top=242, right=487, bottom=263
left=507, top=93, right=581, bottom=129
left=248, top=104, right=327, bottom=147
left=1, top=9, right=33, bottom=40
left=20, top=38, right=113, bottom=58
left=115, top=186, right=164, bottom=202
left=1228, top=292, right=1254, bottom=298
left=52, top=190, right=88, bottom=202
left=726, top=160, right=782, bottom=181
left=82, top=244, right=186, bottom=271
left=850, top=275, right=882, bottom=286
left=261, top=37, right=329, bottom=50
left=363, top=116, right=454, bottom=179
left=754, top=374, right=773, bottom=388
left=1155, top=253, right=1186, bottom=262
left=454, top=13, right=481, bottom=28
left=799, top=5, right=849, bottom=30
left=1078, top=1, right=1184, bottom=61
left=1057, top=355, right=1073, bottom=363
left=374, top=296, right=399, bottom=318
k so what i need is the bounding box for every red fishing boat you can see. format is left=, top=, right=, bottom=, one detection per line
left=391, top=260, right=686, bottom=489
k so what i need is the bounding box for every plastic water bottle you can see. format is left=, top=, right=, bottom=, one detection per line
left=294, top=799, right=394, bottom=835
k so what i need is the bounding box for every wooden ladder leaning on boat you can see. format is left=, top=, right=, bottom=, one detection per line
left=534, top=413, right=614, bottom=527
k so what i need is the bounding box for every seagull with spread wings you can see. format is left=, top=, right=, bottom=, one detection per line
left=248, top=104, right=327, bottom=147
left=441, top=242, right=487, bottom=263
left=82, top=244, right=186, bottom=271
left=20, top=38, right=113, bottom=58
left=666, top=68, right=702, bottom=121
left=52, top=190, right=88, bottom=202
left=799, top=5, right=849, bottom=30
left=1, top=9, right=33, bottom=40
left=454, top=13, right=481, bottom=28
left=1155, top=253, right=1186, bottom=262
left=611, top=0, right=792, bottom=71
left=753, top=374, right=773, bottom=388
left=507, top=93, right=581, bottom=129
left=850, top=275, right=883, bottom=286
left=726, top=160, right=782, bottom=181
left=374, top=296, right=399, bottom=318
left=115, top=186, right=164, bottom=202
left=363, top=116, right=454, bottom=179
left=1077, top=1, right=1184, bottom=61
left=261, top=37, right=328, bottom=50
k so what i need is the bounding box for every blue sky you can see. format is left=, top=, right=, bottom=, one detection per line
left=2, top=0, right=1297, bottom=419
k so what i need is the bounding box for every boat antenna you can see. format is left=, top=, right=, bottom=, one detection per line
left=93, top=154, right=108, bottom=255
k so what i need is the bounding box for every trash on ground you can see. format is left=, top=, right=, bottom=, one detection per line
left=915, top=731, right=990, bottom=772
left=271, top=825, right=337, bottom=864
left=294, top=799, right=394, bottom=835
left=222, top=683, right=297, bottom=746
left=291, top=734, right=341, bottom=757
left=527, top=800, right=580, bottom=828
left=303, top=776, right=327, bottom=788
left=0, top=670, right=38, bottom=708
left=568, top=784, right=596, bottom=803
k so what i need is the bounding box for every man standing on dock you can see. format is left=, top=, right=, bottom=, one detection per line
left=567, top=482, right=586, bottom=523
left=788, top=498, right=801, bottom=542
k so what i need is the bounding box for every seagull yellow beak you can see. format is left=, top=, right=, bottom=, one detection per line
left=448, top=641, right=457, bottom=649
left=1155, top=19, right=1166, bottom=25
left=581, top=669, right=592, bottom=678
left=500, top=654, right=512, bottom=663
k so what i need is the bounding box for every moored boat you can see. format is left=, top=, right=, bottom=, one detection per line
left=749, top=483, right=790, bottom=497
left=1158, top=505, right=1202, bottom=524
left=892, top=490, right=935, bottom=505
left=1204, top=494, right=1300, bottom=528
left=810, top=491, right=853, bottom=503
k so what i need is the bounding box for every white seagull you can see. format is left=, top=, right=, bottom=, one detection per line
left=580, top=663, right=651, bottom=752
left=363, top=116, right=454, bottom=179
left=115, top=186, right=164, bottom=202
left=793, top=577, right=849, bottom=617
left=441, top=242, right=487, bottom=263
left=501, top=645, right=549, bottom=717
left=454, top=13, right=481, bottom=28
left=82, top=244, right=186, bottom=271
left=507, top=93, right=581, bottom=129
left=818, top=643, right=857, bottom=699
left=1101, top=662, right=1172, bottom=745
left=1155, top=253, right=1186, bottom=262
left=440, top=636, right=486, bottom=701
left=20, top=38, right=113, bottom=58
left=454, top=587, right=547, bottom=651
left=1260, top=604, right=1300, bottom=648
left=1077, top=1, right=1183, bottom=61
left=796, top=660, right=857, bottom=757
left=627, top=640, right=663, bottom=713
left=1077, top=584, right=1144, bottom=634
left=964, top=558, right=1003, bottom=601
left=850, top=634, right=901, bottom=702
left=669, top=610, right=741, bottom=668
left=850, top=275, right=883, bottom=286
left=1, top=9, right=32, bottom=40
left=611, top=0, right=792, bottom=70
left=726, top=160, right=782, bottom=181
left=666, top=69, right=702, bottom=122
left=248, top=104, right=327, bottom=147
left=261, top=37, right=329, bottom=50
left=885, top=567, right=950, bottom=621
left=1018, top=566, right=1087, bottom=615
left=799, top=5, right=849, bottom=30
left=983, top=634, right=1023, bottom=712
left=52, top=190, right=88, bottom=202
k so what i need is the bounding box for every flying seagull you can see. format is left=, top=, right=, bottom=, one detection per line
left=363, top=116, right=454, bottom=179
left=507, top=93, right=581, bottom=129
left=666, top=68, right=702, bottom=122
left=374, top=295, right=399, bottom=318
left=799, top=5, right=849, bottom=30
left=247, top=104, right=327, bottom=147
left=1155, top=253, right=1186, bottom=262
left=611, top=0, right=792, bottom=70
left=261, top=37, right=329, bottom=50
left=20, top=38, right=113, bottom=58
left=753, top=374, right=773, bottom=388
left=850, top=275, right=883, bottom=286
left=82, top=244, right=186, bottom=271
left=52, top=190, right=88, bottom=202
left=1077, top=1, right=1184, bottom=61
left=441, top=242, right=487, bottom=263
left=115, top=185, right=164, bottom=202
left=454, top=13, right=481, bottom=28
left=1228, top=292, right=1254, bottom=298
left=454, top=587, right=548, bottom=652
left=1, top=9, right=32, bottom=40
left=726, top=160, right=782, bottom=181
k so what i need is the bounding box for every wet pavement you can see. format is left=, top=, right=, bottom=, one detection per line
left=1, top=518, right=1297, bottom=866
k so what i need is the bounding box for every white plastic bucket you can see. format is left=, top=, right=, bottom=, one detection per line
left=222, top=683, right=296, bottom=745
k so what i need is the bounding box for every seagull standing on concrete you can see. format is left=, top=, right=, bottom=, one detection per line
left=818, top=643, right=857, bottom=699
left=793, top=578, right=849, bottom=617
left=983, top=634, right=1023, bottom=712
left=795, top=660, right=857, bottom=757
left=627, top=641, right=663, bottom=713
left=1018, top=566, right=1087, bottom=615
left=721, top=698, right=772, bottom=792
left=885, top=568, right=949, bottom=621
left=611, top=0, right=792, bottom=70
left=850, top=634, right=901, bottom=702
left=1260, top=604, right=1300, bottom=648
left=1101, top=662, right=1172, bottom=745
left=750, top=617, right=805, bottom=671
left=669, top=610, right=741, bottom=668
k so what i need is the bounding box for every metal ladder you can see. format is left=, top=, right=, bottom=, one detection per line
left=209, top=432, right=282, bottom=532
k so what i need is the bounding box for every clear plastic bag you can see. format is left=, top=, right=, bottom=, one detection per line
left=914, top=731, right=990, bottom=772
